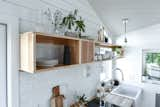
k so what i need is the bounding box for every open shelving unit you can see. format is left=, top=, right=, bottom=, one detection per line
left=20, top=32, right=122, bottom=73
left=95, top=41, right=122, bottom=48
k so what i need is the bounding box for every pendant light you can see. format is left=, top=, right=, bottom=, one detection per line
left=122, top=18, right=128, bottom=43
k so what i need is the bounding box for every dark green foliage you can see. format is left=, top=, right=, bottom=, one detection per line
left=77, top=94, right=88, bottom=103
left=61, top=9, right=78, bottom=30
left=61, top=9, right=86, bottom=37
left=75, top=17, right=85, bottom=37
left=112, top=47, right=122, bottom=56
left=146, top=53, right=160, bottom=65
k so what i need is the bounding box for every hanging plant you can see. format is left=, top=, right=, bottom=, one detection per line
left=75, top=17, right=85, bottom=38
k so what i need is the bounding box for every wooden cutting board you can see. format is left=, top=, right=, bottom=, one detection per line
left=51, top=97, right=56, bottom=107
left=51, top=86, right=65, bottom=107
left=56, top=95, right=64, bottom=107
left=51, top=95, right=64, bottom=107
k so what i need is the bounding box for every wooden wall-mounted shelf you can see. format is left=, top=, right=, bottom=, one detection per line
left=20, top=32, right=122, bottom=73
left=95, top=41, right=122, bottom=48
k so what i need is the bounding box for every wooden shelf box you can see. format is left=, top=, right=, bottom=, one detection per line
left=20, top=32, right=81, bottom=73
left=20, top=32, right=122, bottom=73
left=81, top=40, right=94, bottom=63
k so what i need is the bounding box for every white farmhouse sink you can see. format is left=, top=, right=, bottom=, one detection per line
left=111, top=83, right=142, bottom=107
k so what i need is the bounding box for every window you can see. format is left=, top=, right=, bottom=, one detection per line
left=142, top=49, right=160, bottom=84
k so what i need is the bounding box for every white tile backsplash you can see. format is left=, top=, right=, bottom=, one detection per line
left=20, top=63, right=102, bottom=107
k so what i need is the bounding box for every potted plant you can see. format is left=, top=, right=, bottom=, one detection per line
left=61, top=9, right=86, bottom=38
left=76, top=94, right=88, bottom=106
left=61, top=9, right=77, bottom=37
left=75, top=17, right=85, bottom=38
left=61, top=9, right=77, bottom=30
left=113, top=47, right=123, bottom=57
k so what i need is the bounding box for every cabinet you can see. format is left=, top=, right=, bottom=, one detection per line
left=20, top=32, right=81, bottom=73
left=20, top=32, right=122, bottom=73
left=81, top=40, right=94, bottom=63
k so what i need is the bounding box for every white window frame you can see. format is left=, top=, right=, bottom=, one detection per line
left=142, top=49, right=160, bottom=85
left=0, top=14, right=19, bottom=107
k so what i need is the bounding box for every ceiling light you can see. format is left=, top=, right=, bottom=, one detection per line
left=122, top=18, right=129, bottom=44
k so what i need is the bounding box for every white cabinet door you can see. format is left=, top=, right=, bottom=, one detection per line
left=0, top=24, right=7, bottom=107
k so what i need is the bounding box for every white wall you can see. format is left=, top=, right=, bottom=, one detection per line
left=0, top=0, right=103, bottom=36
left=20, top=63, right=102, bottom=107
left=0, top=0, right=107, bottom=107
left=116, top=24, right=160, bottom=107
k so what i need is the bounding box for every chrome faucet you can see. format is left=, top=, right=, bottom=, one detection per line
left=112, top=68, right=124, bottom=81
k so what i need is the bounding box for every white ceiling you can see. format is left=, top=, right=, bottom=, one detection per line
left=88, top=0, right=160, bottom=36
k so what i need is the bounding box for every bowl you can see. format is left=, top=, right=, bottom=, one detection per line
left=36, top=58, right=58, bottom=67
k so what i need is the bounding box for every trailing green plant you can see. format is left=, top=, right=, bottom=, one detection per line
left=75, top=17, right=85, bottom=38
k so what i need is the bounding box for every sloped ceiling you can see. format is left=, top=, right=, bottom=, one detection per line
left=88, top=0, right=160, bottom=36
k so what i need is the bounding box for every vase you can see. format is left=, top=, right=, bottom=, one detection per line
left=63, top=46, right=71, bottom=65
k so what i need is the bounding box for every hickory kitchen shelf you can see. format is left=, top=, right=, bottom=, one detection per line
left=20, top=32, right=122, bottom=73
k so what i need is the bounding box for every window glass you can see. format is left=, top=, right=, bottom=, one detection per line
left=142, top=49, right=160, bottom=84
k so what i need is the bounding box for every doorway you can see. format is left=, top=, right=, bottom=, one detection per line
left=0, top=24, right=7, bottom=107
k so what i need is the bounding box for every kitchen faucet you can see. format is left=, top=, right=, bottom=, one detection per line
left=112, top=68, right=124, bottom=81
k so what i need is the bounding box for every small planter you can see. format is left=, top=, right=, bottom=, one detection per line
left=64, top=31, right=78, bottom=38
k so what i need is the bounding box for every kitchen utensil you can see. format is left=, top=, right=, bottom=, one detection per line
left=52, top=86, right=60, bottom=96
left=51, top=86, right=65, bottom=107
left=56, top=95, right=64, bottom=107
left=51, top=95, right=65, bottom=107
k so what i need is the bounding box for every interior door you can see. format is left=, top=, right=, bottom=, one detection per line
left=0, top=24, right=7, bottom=107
